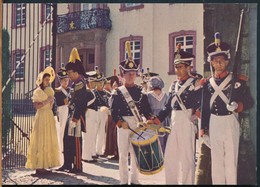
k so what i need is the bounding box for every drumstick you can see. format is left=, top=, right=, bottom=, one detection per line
left=128, top=126, right=145, bottom=140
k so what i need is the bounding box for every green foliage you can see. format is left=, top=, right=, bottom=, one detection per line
left=2, top=29, right=13, bottom=149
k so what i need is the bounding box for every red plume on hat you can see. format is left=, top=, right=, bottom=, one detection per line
left=65, top=48, right=87, bottom=78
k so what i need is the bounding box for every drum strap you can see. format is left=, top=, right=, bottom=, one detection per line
left=118, top=86, right=143, bottom=123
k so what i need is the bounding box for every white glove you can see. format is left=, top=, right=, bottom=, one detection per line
left=69, top=121, right=77, bottom=128
left=202, top=134, right=211, bottom=149
left=226, top=101, right=238, bottom=112
left=68, top=121, right=76, bottom=136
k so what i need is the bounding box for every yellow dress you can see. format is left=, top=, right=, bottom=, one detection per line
left=25, top=87, right=60, bottom=169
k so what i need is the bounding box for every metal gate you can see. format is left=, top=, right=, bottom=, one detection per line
left=2, top=3, right=56, bottom=169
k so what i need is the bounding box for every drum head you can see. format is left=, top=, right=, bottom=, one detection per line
left=131, top=128, right=155, bottom=142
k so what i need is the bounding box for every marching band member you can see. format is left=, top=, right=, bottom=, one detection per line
left=90, top=67, right=111, bottom=158
left=57, top=48, right=95, bottom=173
left=54, top=67, right=71, bottom=165
left=200, top=33, right=254, bottom=184
left=82, top=71, right=99, bottom=163
left=110, top=46, right=154, bottom=184
left=148, top=45, right=202, bottom=184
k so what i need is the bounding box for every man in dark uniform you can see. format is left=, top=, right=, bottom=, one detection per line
left=110, top=53, right=154, bottom=185
left=54, top=67, right=71, bottom=166
left=57, top=48, right=95, bottom=173
left=200, top=32, right=254, bottom=184
left=148, top=48, right=202, bottom=184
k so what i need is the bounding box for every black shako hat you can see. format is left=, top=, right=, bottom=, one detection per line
left=57, top=68, right=68, bottom=79
left=174, top=50, right=195, bottom=66
left=65, top=48, right=87, bottom=78
left=86, top=66, right=105, bottom=82
left=119, top=59, right=139, bottom=72
left=206, top=32, right=231, bottom=62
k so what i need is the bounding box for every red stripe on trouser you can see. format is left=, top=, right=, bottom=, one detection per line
left=80, top=116, right=86, bottom=132
left=75, top=137, right=81, bottom=169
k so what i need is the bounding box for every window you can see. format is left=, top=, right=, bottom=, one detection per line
left=45, top=3, right=52, bottom=20
left=12, top=50, right=25, bottom=80
left=12, top=3, right=26, bottom=28
left=41, top=3, right=52, bottom=24
left=40, top=46, right=52, bottom=70
left=169, top=31, right=196, bottom=74
left=120, top=36, right=143, bottom=73
left=125, top=3, right=142, bottom=8
left=81, top=3, right=97, bottom=10
left=81, top=3, right=108, bottom=11
left=120, top=3, right=144, bottom=12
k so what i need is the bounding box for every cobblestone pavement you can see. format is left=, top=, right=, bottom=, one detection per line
left=2, top=155, right=166, bottom=185
left=3, top=138, right=204, bottom=185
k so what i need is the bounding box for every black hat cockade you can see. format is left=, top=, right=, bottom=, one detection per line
left=206, top=32, right=231, bottom=62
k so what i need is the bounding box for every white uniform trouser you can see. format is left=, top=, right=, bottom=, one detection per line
left=56, top=105, right=69, bottom=165
left=117, top=116, right=140, bottom=185
left=165, top=109, right=196, bottom=184
left=209, top=113, right=240, bottom=185
left=82, top=109, right=98, bottom=160
left=94, top=110, right=108, bottom=155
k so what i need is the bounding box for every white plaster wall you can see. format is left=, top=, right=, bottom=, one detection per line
left=106, top=3, right=204, bottom=91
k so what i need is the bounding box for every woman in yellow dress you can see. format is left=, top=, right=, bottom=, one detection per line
left=25, top=67, right=60, bottom=175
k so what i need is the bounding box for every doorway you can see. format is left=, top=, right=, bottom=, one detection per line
left=78, top=48, right=95, bottom=72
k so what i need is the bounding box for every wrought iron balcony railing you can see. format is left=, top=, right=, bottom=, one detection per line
left=57, top=9, right=112, bottom=34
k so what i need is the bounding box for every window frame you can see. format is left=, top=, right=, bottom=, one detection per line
left=12, top=3, right=26, bottom=29
left=41, top=3, right=53, bottom=24
left=168, top=30, right=196, bottom=75
left=11, top=49, right=25, bottom=81
left=81, top=3, right=108, bottom=11
left=40, top=45, right=52, bottom=71
left=120, top=3, right=144, bottom=12
left=119, top=36, right=143, bottom=75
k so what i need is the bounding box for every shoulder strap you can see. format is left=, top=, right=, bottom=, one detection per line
left=171, top=77, right=194, bottom=107
left=60, top=87, right=70, bottom=99
left=209, top=73, right=232, bottom=108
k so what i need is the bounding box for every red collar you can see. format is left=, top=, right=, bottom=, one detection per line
left=214, top=70, right=229, bottom=79
left=124, top=83, right=135, bottom=87
left=178, top=75, right=190, bottom=81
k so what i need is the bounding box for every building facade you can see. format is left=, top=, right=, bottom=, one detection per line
left=56, top=3, right=204, bottom=90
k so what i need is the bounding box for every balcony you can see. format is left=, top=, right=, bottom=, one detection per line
left=57, top=9, right=112, bottom=34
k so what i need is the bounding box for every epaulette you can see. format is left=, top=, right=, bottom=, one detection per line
left=238, top=74, right=248, bottom=81
left=136, top=84, right=143, bottom=92
left=74, top=81, right=84, bottom=92
left=111, top=89, right=118, bottom=95
left=55, top=87, right=61, bottom=92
